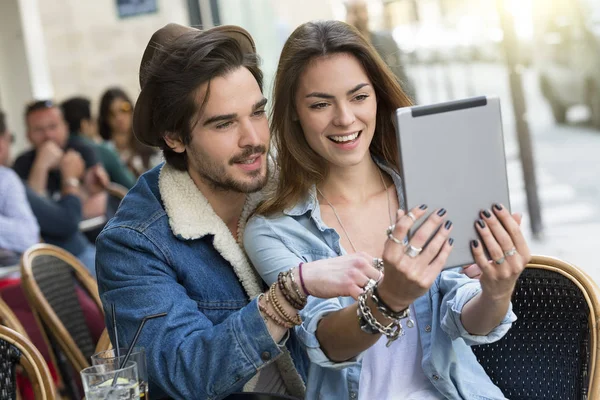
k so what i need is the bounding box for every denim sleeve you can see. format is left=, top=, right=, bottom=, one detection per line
left=438, top=269, right=517, bottom=346
left=96, top=227, right=286, bottom=400
left=244, top=216, right=361, bottom=369
left=243, top=215, right=304, bottom=285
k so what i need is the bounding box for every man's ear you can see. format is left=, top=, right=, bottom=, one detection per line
left=163, top=132, right=186, bottom=153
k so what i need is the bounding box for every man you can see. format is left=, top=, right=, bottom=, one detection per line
left=95, top=24, right=308, bottom=399
left=13, top=100, right=109, bottom=220
left=0, top=110, right=39, bottom=266
left=61, top=96, right=136, bottom=189
left=11, top=102, right=99, bottom=273
left=346, top=0, right=417, bottom=102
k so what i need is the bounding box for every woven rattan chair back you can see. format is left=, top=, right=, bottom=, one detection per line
left=20, top=244, right=103, bottom=384
left=0, top=325, right=55, bottom=399
left=473, top=255, right=600, bottom=400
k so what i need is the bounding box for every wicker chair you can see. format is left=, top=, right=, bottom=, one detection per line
left=0, top=297, right=28, bottom=339
left=473, top=255, right=600, bottom=400
left=19, top=244, right=104, bottom=399
left=94, top=329, right=112, bottom=355
left=0, top=325, right=55, bottom=400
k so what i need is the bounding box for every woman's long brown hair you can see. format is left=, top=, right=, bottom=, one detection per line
left=258, top=20, right=412, bottom=215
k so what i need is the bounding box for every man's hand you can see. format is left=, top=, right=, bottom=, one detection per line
left=84, top=165, right=110, bottom=195
left=35, top=141, right=64, bottom=170
left=60, top=150, right=85, bottom=181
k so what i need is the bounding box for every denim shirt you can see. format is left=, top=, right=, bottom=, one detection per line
left=96, top=164, right=307, bottom=400
left=244, top=160, right=515, bottom=400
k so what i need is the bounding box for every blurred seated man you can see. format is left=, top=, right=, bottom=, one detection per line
left=12, top=100, right=109, bottom=220
left=61, top=96, right=136, bottom=189
left=0, top=111, right=39, bottom=266
left=346, top=0, right=417, bottom=102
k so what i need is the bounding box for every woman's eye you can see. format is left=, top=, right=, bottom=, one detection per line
left=310, top=102, right=329, bottom=110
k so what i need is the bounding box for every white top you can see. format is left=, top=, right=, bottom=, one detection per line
left=358, top=305, right=444, bottom=400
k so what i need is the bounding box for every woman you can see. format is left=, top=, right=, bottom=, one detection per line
left=98, top=87, right=159, bottom=177
left=244, top=21, right=530, bottom=399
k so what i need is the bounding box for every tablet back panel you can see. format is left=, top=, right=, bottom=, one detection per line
left=395, top=96, right=510, bottom=268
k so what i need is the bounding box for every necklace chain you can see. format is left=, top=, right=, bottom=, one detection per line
left=317, top=168, right=394, bottom=253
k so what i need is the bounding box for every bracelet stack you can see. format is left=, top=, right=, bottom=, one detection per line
left=357, top=283, right=412, bottom=347
left=258, top=267, right=307, bottom=329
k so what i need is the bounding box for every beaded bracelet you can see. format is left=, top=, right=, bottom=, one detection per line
left=278, top=271, right=304, bottom=310
left=288, top=268, right=307, bottom=306
left=269, top=283, right=302, bottom=326
left=258, top=294, right=294, bottom=329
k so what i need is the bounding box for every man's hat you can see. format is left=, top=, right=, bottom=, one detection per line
left=133, top=23, right=256, bottom=147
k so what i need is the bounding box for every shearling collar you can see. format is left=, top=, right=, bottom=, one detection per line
left=158, top=163, right=306, bottom=397
left=158, top=163, right=264, bottom=298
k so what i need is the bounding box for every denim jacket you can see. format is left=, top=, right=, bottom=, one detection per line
left=96, top=164, right=306, bottom=400
left=244, top=161, right=515, bottom=400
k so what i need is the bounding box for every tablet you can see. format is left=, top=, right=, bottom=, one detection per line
left=395, top=95, right=511, bottom=268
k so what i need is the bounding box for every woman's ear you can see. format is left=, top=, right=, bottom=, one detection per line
left=163, top=132, right=186, bottom=153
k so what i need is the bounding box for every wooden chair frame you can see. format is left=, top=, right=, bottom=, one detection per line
left=526, top=255, right=600, bottom=398
left=94, top=328, right=112, bottom=355
left=0, top=325, right=56, bottom=399
left=20, top=244, right=103, bottom=375
left=0, top=296, right=28, bottom=338
left=105, top=182, right=128, bottom=201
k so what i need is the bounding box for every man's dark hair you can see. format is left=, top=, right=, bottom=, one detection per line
left=142, top=31, right=263, bottom=171
left=0, top=111, right=6, bottom=135
left=61, top=97, right=92, bottom=134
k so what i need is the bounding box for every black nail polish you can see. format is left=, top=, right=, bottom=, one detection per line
left=437, top=208, right=447, bottom=217
left=482, top=209, right=491, bottom=218
left=476, top=219, right=486, bottom=229
left=449, top=238, right=454, bottom=246
left=494, top=203, right=503, bottom=211
left=471, top=239, right=479, bottom=248
left=444, top=220, right=453, bottom=230
left=419, top=204, right=428, bottom=210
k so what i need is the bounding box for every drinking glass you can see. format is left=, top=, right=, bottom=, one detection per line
left=92, top=347, right=149, bottom=399
left=81, top=360, right=139, bottom=400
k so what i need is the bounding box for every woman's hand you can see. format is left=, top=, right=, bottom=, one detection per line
left=377, top=204, right=455, bottom=311
left=299, top=252, right=382, bottom=300
left=472, top=204, right=531, bottom=300
left=462, top=212, right=524, bottom=279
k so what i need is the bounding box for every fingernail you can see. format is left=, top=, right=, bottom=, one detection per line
left=449, top=238, right=454, bottom=246
left=471, top=239, right=479, bottom=248
left=494, top=203, right=503, bottom=211
left=476, top=219, right=485, bottom=229
left=437, top=208, right=447, bottom=216
left=444, top=220, right=453, bottom=230
left=482, top=209, right=491, bottom=218
left=419, top=204, right=428, bottom=210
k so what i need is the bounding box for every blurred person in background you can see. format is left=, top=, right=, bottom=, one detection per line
left=0, top=110, right=39, bottom=266
left=98, top=87, right=160, bottom=177
left=346, top=0, right=417, bottom=102
left=61, top=96, right=136, bottom=189
left=12, top=100, right=109, bottom=220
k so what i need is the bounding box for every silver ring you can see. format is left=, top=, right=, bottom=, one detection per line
left=407, top=212, right=416, bottom=222
left=504, top=247, right=517, bottom=257
left=405, top=244, right=422, bottom=258
left=494, top=257, right=506, bottom=265
left=373, top=258, right=384, bottom=270
left=363, top=278, right=377, bottom=291
left=376, top=270, right=384, bottom=283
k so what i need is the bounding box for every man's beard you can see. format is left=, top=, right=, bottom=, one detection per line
left=191, top=145, right=268, bottom=194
